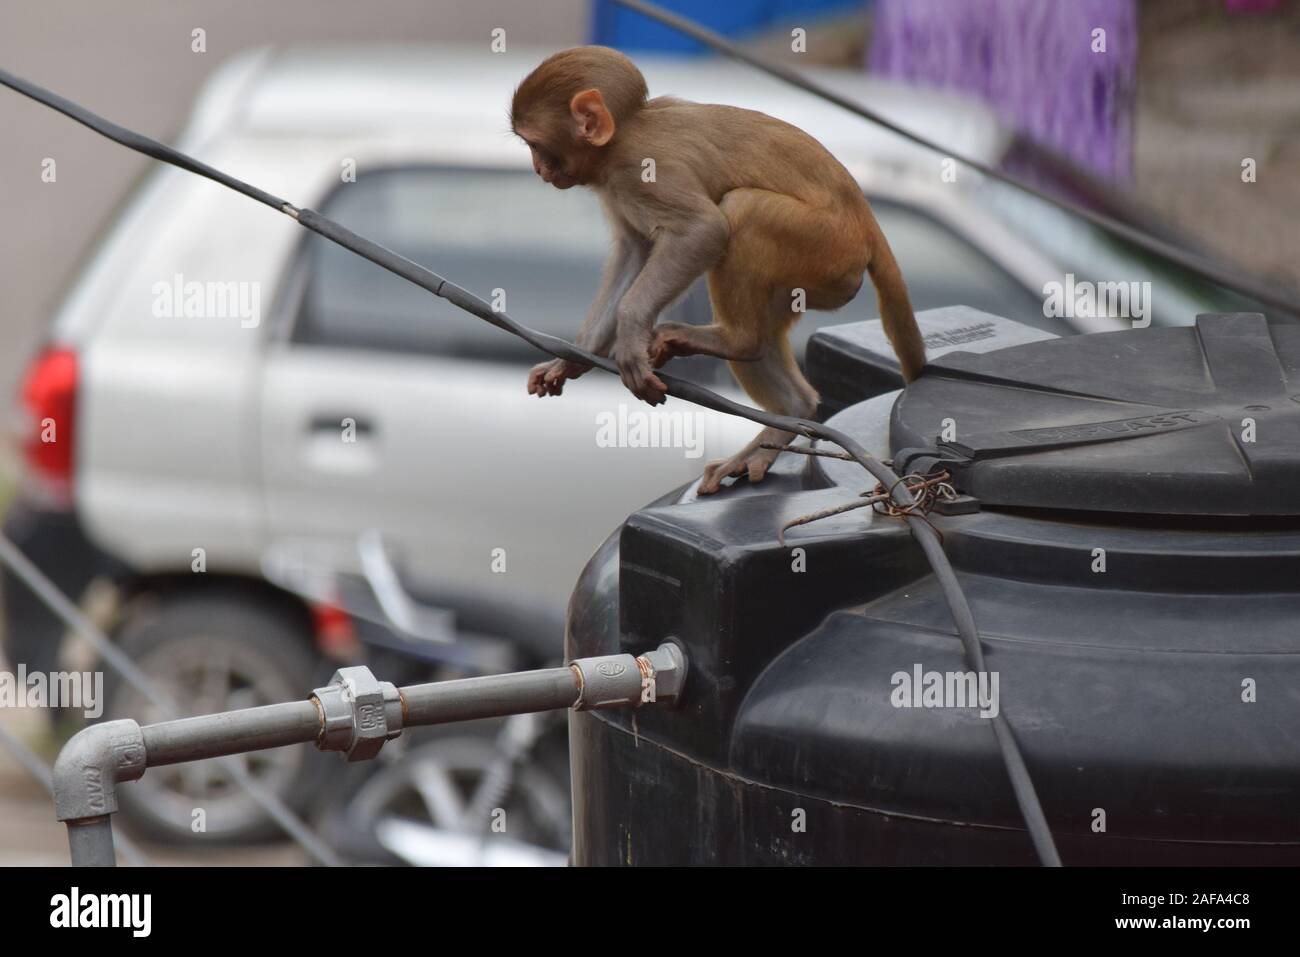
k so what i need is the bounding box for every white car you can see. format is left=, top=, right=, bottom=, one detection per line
left=3, top=45, right=1258, bottom=842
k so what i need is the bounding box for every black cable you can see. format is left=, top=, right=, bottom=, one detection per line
left=0, top=69, right=289, bottom=210
left=0, top=64, right=1061, bottom=865
left=611, top=0, right=1300, bottom=318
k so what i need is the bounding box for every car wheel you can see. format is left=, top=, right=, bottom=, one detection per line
left=101, top=587, right=333, bottom=844
left=321, top=717, right=572, bottom=866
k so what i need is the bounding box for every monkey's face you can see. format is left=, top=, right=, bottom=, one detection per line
left=515, top=126, right=590, bottom=190
left=531, top=145, right=577, bottom=189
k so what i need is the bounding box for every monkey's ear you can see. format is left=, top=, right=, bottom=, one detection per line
left=570, top=89, right=615, bottom=147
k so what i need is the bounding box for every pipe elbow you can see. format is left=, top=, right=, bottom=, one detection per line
left=52, top=719, right=147, bottom=822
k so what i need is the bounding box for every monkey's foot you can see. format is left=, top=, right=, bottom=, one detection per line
left=527, top=358, right=590, bottom=397
left=698, top=445, right=781, bottom=495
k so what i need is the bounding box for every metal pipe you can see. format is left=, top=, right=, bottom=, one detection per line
left=54, top=647, right=686, bottom=865
left=0, top=722, right=148, bottom=867
left=402, top=667, right=579, bottom=727
left=66, top=816, right=117, bottom=867
left=140, top=700, right=323, bottom=767
left=2, top=532, right=342, bottom=866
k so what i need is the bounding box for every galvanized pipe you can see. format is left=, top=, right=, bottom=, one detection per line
left=54, top=645, right=686, bottom=865
left=401, top=667, right=579, bottom=726
left=140, top=700, right=323, bottom=767
left=66, top=816, right=117, bottom=867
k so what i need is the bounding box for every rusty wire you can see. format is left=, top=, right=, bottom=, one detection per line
left=768, top=446, right=955, bottom=546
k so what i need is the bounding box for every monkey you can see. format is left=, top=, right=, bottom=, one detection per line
left=513, top=46, right=925, bottom=494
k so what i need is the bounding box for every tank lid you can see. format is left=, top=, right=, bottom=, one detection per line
left=891, top=313, right=1300, bottom=515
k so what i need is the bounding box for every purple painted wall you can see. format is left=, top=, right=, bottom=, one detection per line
left=868, top=0, right=1138, bottom=181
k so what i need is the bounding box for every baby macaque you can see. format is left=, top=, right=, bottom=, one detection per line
left=513, top=46, right=924, bottom=494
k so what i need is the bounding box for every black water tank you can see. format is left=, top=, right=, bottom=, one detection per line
left=566, top=308, right=1300, bottom=865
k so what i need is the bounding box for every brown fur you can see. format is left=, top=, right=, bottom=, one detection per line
left=511, top=46, right=647, bottom=131
left=514, top=47, right=926, bottom=493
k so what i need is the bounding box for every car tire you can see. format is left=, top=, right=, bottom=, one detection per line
left=318, top=717, right=572, bottom=866
left=100, top=586, right=334, bottom=845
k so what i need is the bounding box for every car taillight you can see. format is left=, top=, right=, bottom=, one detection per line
left=19, top=346, right=78, bottom=500
left=311, top=599, right=360, bottom=660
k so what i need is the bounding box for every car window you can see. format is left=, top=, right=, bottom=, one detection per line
left=297, top=167, right=599, bottom=356
left=972, top=178, right=1282, bottom=326
left=293, top=166, right=1043, bottom=381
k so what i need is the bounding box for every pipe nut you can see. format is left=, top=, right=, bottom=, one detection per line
left=312, top=666, right=403, bottom=762
left=638, top=642, right=687, bottom=707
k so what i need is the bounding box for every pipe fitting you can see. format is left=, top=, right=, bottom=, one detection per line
left=52, top=719, right=147, bottom=822
left=637, top=641, right=687, bottom=707
left=311, top=666, right=403, bottom=762
left=571, top=654, right=643, bottom=711
left=571, top=643, right=688, bottom=710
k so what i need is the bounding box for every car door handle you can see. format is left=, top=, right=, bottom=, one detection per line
left=301, top=414, right=380, bottom=474
left=308, top=414, right=375, bottom=437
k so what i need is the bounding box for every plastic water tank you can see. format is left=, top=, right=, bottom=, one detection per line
left=566, top=308, right=1300, bottom=865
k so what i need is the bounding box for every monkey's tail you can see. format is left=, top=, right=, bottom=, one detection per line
left=866, top=236, right=926, bottom=383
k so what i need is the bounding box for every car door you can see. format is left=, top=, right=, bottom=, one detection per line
left=258, top=165, right=752, bottom=614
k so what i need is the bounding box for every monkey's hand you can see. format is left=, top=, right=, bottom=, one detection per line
left=649, top=322, right=698, bottom=368
left=614, top=342, right=668, bottom=406
left=527, top=358, right=591, bottom=397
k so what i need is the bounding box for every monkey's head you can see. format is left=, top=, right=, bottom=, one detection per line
left=510, top=46, right=648, bottom=190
